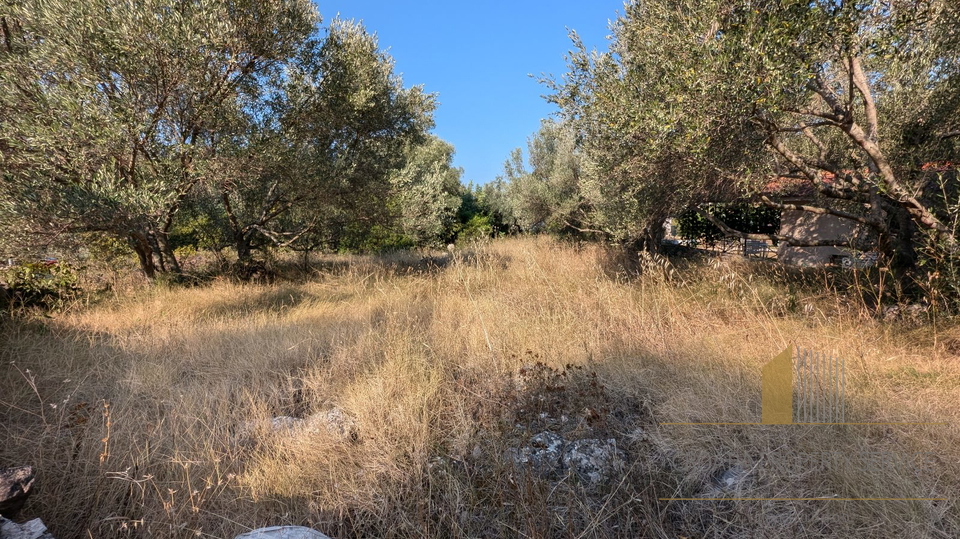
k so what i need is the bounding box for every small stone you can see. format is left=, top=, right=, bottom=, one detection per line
left=0, top=516, right=56, bottom=539
left=237, top=408, right=357, bottom=444
left=716, top=466, right=749, bottom=490
left=699, top=465, right=752, bottom=497
left=234, top=526, right=332, bottom=539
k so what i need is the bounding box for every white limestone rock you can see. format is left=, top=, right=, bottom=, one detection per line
left=0, top=516, right=55, bottom=539
left=234, top=526, right=332, bottom=539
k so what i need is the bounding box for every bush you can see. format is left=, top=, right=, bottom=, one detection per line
left=456, top=215, right=494, bottom=243
left=339, top=225, right=417, bottom=254
left=1, top=261, right=81, bottom=311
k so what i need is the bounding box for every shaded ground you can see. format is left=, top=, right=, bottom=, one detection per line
left=1, top=238, right=958, bottom=538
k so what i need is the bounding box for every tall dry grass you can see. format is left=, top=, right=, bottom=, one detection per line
left=1, top=237, right=958, bottom=538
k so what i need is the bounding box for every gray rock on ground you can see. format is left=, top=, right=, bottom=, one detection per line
left=699, top=465, right=752, bottom=497
left=0, top=467, right=35, bottom=518
left=0, top=516, right=55, bottom=539
left=302, top=408, right=357, bottom=439
left=562, top=438, right=624, bottom=485
left=239, top=407, right=357, bottom=443
left=507, top=432, right=566, bottom=476
left=508, top=432, right=624, bottom=485
left=235, top=526, right=332, bottom=539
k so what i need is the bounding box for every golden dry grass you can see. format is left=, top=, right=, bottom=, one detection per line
left=1, top=237, right=958, bottom=538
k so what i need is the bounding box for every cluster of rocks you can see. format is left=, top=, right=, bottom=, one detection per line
left=506, top=431, right=624, bottom=486
left=1, top=466, right=54, bottom=539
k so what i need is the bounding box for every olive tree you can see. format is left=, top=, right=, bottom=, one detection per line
left=546, top=2, right=770, bottom=251
left=214, top=18, right=434, bottom=265
left=390, top=136, right=463, bottom=246
left=500, top=119, right=587, bottom=235
left=717, top=0, right=960, bottom=273
left=0, top=0, right=317, bottom=277
left=548, top=0, right=959, bottom=272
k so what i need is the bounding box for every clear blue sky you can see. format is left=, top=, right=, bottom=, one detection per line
left=319, top=1, right=625, bottom=185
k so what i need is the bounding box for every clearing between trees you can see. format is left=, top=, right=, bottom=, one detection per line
left=1, top=237, right=958, bottom=538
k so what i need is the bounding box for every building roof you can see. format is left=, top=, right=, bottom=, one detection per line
left=762, top=172, right=836, bottom=199
left=763, top=163, right=956, bottom=199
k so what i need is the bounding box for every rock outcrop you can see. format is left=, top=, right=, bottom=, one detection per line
left=507, top=432, right=623, bottom=486
left=235, top=526, right=332, bottom=539
left=0, top=516, right=55, bottom=539
left=0, top=467, right=35, bottom=518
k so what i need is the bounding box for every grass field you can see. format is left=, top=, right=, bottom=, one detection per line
left=2, top=237, right=958, bottom=538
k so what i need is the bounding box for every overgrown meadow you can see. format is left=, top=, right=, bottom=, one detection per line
left=2, top=237, right=958, bottom=538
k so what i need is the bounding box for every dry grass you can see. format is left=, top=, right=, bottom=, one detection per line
left=1, top=237, right=958, bottom=538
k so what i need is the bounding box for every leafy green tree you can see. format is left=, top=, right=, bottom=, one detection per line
left=546, top=2, right=769, bottom=251
left=477, top=179, right=520, bottom=235
left=501, top=120, right=586, bottom=235
left=390, top=136, right=463, bottom=246
left=0, top=0, right=318, bottom=278
left=718, top=0, right=960, bottom=271
left=268, top=19, right=434, bottom=258
left=548, top=0, right=959, bottom=274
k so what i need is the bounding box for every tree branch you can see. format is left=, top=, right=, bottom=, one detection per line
left=1, top=17, right=13, bottom=53
left=563, top=219, right=608, bottom=236
left=848, top=56, right=879, bottom=143
left=759, top=195, right=883, bottom=230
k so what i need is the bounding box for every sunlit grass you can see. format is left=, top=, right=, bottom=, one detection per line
left=2, top=237, right=958, bottom=538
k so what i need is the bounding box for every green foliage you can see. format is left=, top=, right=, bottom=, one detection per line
left=390, top=136, right=463, bottom=246
left=1, top=261, right=80, bottom=310
left=499, top=120, right=586, bottom=235
left=451, top=183, right=514, bottom=242
left=544, top=1, right=772, bottom=250
left=676, top=204, right=781, bottom=246
left=916, top=171, right=960, bottom=310
left=456, top=215, right=495, bottom=244
left=543, top=0, right=960, bottom=307
left=337, top=224, right=416, bottom=254
left=216, top=18, right=436, bottom=265
left=0, top=3, right=444, bottom=277
left=169, top=211, right=227, bottom=253
left=0, top=0, right=319, bottom=277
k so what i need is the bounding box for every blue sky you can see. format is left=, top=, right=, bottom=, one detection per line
left=320, top=1, right=625, bottom=185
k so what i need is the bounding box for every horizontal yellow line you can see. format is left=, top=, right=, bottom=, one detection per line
left=660, top=422, right=948, bottom=426
left=660, top=498, right=948, bottom=502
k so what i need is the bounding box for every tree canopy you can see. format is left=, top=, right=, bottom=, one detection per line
left=541, top=0, right=959, bottom=275
left=0, top=1, right=453, bottom=277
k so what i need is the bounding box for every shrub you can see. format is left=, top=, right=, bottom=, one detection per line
left=457, top=215, right=494, bottom=243
left=1, top=261, right=81, bottom=311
